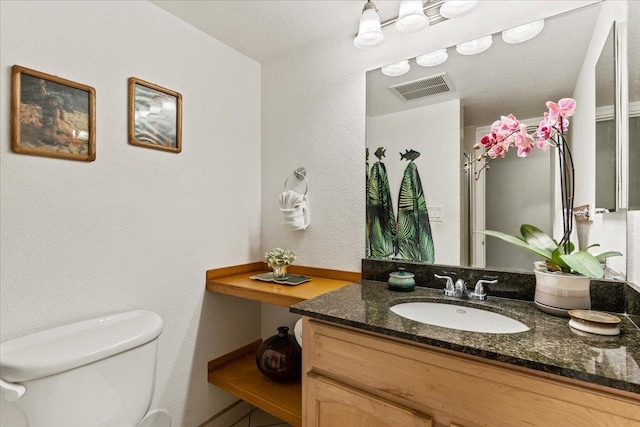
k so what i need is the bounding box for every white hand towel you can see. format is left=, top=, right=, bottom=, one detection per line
left=279, top=190, right=304, bottom=209
left=279, top=191, right=309, bottom=230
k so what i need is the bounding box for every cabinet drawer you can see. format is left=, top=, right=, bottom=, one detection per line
left=306, top=374, right=432, bottom=427
left=304, top=319, right=640, bottom=427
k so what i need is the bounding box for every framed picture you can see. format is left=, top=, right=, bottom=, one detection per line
left=128, top=77, right=182, bottom=153
left=11, top=65, right=96, bottom=162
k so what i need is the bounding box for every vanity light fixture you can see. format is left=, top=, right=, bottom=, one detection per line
left=456, top=35, right=493, bottom=55
left=502, top=20, right=545, bottom=44
left=354, top=0, right=384, bottom=48
left=416, top=49, right=448, bottom=67
left=354, top=0, right=480, bottom=49
left=439, top=0, right=479, bottom=19
left=381, top=60, right=411, bottom=77
left=396, top=0, right=429, bottom=34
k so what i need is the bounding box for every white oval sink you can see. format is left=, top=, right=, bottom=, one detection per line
left=390, top=302, right=529, bottom=334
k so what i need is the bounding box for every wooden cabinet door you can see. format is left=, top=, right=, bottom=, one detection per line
left=305, top=374, right=432, bottom=427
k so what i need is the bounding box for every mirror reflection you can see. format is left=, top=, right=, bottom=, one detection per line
left=365, top=1, right=628, bottom=278
left=595, top=25, right=616, bottom=212
left=630, top=0, right=640, bottom=210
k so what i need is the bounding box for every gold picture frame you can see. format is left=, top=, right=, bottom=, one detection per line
left=128, top=77, right=182, bottom=153
left=11, top=65, right=96, bottom=162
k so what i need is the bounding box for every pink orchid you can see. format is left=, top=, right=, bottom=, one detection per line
left=480, top=134, right=495, bottom=149
left=490, top=119, right=502, bottom=133
left=499, top=114, right=520, bottom=133
left=473, top=99, right=577, bottom=177
left=546, top=97, right=576, bottom=122
left=559, top=116, right=569, bottom=132
left=487, top=141, right=508, bottom=159
left=514, top=124, right=534, bottom=157
left=537, top=137, right=551, bottom=151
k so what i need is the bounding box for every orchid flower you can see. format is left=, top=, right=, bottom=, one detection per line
left=536, top=113, right=553, bottom=149
left=468, top=98, right=577, bottom=180
left=515, top=124, right=534, bottom=157
left=546, top=98, right=576, bottom=122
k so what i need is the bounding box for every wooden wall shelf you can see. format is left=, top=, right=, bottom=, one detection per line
left=208, top=340, right=302, bottom=426
left=206, top=262, right=359, bottom=307
left=205, top=262, right=360, bottom=426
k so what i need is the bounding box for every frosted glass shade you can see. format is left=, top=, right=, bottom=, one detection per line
left=456, top=35, right=492, bottom=55
left=416, top=49, right=448, bottom=67
left=396, top=0, right=429, bottom=33
left=354, top=7, right=384, bottom=48
left=439, top=1, right=479, bottom=19
left=502, top=20, right=545, bottom=44
left=381, top=60, right=410, bottom=76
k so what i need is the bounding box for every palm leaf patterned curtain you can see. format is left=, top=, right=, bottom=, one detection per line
left=396, top=161, right=435, bottom=263
left=367, top=152, right=396, bottom=258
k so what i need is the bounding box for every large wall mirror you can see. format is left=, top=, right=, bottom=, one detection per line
left=366, top=1, right=629, bottom=279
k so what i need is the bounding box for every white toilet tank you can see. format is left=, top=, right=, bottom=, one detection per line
left=0, top=310, right=165, bottom=427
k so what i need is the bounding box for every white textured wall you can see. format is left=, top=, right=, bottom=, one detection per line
left=0, top=1, right=261, bottom=426
left=367, top=100, right=462, bottom=265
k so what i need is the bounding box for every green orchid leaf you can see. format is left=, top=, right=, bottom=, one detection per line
left=520, top=224, right=558, bottom=253
left=477, top=229, right=553, bottom=261
left=550, top=247, right=571, bottom=272
left=560, top=251, right=605, bottom=279
left=595, top=251, right=623, bottom=262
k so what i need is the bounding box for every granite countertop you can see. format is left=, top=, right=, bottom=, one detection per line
left=290, top=280, right=640, bottom=395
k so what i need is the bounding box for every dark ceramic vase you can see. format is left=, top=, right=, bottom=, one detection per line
left=256, top=326, right=302, bottom=382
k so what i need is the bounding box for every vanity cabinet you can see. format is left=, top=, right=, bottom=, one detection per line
left=302, top=318, right=640, bottom=427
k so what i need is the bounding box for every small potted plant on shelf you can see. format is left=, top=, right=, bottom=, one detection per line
left=466, top=98, right=622, bottom=316
left=265, top=248, right=296, bottom=278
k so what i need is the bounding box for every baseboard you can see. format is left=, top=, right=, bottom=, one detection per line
left=199, top=400, right=252, bottom=427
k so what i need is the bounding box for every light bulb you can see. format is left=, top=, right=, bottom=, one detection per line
left=354, top=1, right=384, bottom=48
left=416, top=49, right=448, bottom=67
left=456, top=35, right=492, bottom=55
left=502, top=20, right=545, bottom=44
left=440, top=1, right=479, bottom=19
left=396, top=0, right=429, bottom=34
left=381, top=60, right=410, bottom=77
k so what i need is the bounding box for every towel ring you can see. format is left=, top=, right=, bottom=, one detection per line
left=284, top=167, right=308, bottom=196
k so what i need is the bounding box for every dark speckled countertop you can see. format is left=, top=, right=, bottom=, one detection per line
left=291, top=280, right=640, bottom=395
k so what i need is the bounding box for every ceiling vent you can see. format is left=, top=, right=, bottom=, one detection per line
left=389, top=73, right=455, bottom=102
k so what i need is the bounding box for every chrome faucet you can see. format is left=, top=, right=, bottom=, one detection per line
left=434, top=274, right=496, bottom=301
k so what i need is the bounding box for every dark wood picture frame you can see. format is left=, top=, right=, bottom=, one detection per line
left=128, top=77, right=182, bottom=153
left=11, top=65, right=96, bottom=162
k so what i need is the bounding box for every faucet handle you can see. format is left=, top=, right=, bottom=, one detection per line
left=474, top=279, right=497, bottom=296
left=434, top=274, right=456, bottom=296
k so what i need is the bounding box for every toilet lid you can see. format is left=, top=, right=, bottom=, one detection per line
left=0, top=310, right=162, bottom=382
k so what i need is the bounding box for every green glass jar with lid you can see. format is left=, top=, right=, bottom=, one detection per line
left=388, top=267, right=415, bottom=292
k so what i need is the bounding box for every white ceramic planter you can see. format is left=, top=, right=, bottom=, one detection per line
left=533, top=267, right=591, bottom=317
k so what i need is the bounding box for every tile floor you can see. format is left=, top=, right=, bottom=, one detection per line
left=230, top=407, right=294, bottom=427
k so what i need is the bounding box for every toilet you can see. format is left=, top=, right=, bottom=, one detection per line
left=0, top=310, right=171, bottom=427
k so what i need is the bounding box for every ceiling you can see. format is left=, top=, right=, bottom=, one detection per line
left=150, top=0, right=401, bottom=63
left=149, top=1, right=633, bottom=123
